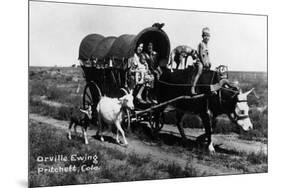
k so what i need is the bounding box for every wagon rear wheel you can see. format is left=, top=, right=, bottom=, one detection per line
left=83, top=82, right=102, bottom=109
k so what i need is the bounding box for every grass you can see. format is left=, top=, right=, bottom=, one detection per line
left=29, top=99, right=72, bottom=121
left=191, top=149, right=268, bottom=174
left=29, top=122, right=201, bottom=187
left=239, top=108, right=268, bottom=141
left=246, top=151, right=268, bottom=165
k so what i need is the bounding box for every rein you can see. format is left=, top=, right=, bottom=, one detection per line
left=157, top=80, right=213, bottom=87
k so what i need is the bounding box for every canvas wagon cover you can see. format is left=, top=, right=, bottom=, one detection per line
left=78, top=34, right=105, bottom=61
left=78, top=25, right=171, bottom=63
left=92, top=36, right=117, bottom=59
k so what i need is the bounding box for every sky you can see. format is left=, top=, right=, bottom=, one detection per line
left=29, top=1, right=267, bottom=72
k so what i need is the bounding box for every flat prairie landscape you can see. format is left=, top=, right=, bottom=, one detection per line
left=28, top=66, right=268, bottom=187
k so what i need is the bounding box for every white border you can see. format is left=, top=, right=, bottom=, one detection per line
left=1, top=0, right=279, bottom=188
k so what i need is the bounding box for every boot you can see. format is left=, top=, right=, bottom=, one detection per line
left=144, top=87, right=153, bottom=104
left=147, top=88, right=158, bottom=104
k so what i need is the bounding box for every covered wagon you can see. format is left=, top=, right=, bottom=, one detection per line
left=78, top=24, right=171, bottom=132
left=78, top=24, right=170, bottom=109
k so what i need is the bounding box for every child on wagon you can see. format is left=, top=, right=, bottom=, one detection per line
left=130, top=53, right=154, bottom=103
left=191, top=27, right=212, bottom=95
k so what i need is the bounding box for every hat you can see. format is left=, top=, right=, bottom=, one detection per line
left=202, top=27, right=210, bottom=36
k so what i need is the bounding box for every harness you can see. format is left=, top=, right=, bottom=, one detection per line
left=218, top=87, right=249, bottom=122
left=233, top=99, right=250, bottom=121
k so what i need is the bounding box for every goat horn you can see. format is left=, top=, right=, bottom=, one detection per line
left=244, top=88, right=254, bottom=96
left=120, top=88, right=128, bottom=95
left=80, top=109, right=87, bottom=113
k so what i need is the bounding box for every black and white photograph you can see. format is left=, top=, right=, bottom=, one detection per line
left=28, top=0, right=268, bottom=187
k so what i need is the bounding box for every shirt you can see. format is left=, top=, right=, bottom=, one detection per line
left=145, top=51, right=158, bottom=70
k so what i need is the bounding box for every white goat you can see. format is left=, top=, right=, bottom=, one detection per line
left=96, top=90, right=134, bottom=146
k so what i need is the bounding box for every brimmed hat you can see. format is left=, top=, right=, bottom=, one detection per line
left=202, top=27, right=210, bottom=36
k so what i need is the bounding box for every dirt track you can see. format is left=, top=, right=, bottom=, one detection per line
left=29, top=113, right=267, bottom=176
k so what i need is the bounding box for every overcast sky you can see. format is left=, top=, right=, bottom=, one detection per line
left=29, top=1, right=267, bottom=72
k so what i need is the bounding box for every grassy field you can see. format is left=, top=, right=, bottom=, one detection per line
left=29, top=66, right=268, bottom=187
left=29, top=121, right=201, bottom=187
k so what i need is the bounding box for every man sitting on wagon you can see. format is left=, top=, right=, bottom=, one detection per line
left=145, top=42, right=163, bottom=79
left=144, top=42, right=160, bottom=103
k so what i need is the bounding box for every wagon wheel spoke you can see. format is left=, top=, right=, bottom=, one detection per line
left=83, top=85, right=93, bottom=108
left=83, top=82, right=102, bottom=108
left=122, top=109, right=131, bottom=133
left=85, top=91, right=92, bottom=102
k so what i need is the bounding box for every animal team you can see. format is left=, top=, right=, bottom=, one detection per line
left=68, top=27, right=253, bottom=151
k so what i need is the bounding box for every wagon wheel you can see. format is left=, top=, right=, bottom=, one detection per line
left=122, top=108, right=132, bottom=133
left=149, top=112, right=164, bottom=133
left=83, top=82, right=102, bottom=109
left=120, top=88, right=132, bottom=133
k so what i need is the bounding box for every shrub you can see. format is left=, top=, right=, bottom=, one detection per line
left=47, top=86, right=68, bottom=101
left=166, top=162, right=184, bottom=178
left=213, top=115, right=237, bottom=134
left=246, top=151, right=268, bottom=165
left=183, top=163, right=200, bottom=177
left=29, top=81, right=48, bottom=96
left=54, top=106, right=70, bottom=120
left=250, top=109, right=268, bottom=137
left=165, top=162, right=199, bottom=178
left=29, top=99, right=71, bottom=121
left=239, top=108, right=268, bottom=140
left=127, top=153, right=151, bottom=167
left=105, top=147, right=127, bottom=161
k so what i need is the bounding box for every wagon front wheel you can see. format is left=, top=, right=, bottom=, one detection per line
left=150, top=112, right=164, bottom=133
